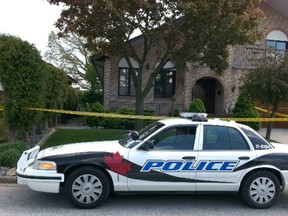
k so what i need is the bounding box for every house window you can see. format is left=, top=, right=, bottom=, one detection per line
left=118, top=68, right=136, bottom=96
left=118, top=58, right=139, bottom=96
left=266, top=30, right=288, bottom=56
left=154, top=69, right=176, bottom=98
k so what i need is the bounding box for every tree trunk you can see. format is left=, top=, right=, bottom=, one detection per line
left=135, top=95, right=144, bottom=130
left=265, top=107, right=277, bottom=141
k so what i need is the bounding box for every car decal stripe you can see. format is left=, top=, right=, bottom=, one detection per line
left=234, top=153, right=288, bottom=172
left=42, top=152, right=235, bottom=184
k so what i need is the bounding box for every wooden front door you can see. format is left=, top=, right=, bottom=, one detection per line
left=192, top=79, right=215, bottom=114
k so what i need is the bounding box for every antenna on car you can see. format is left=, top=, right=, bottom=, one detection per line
left=179, top=112, right=208, bottom=122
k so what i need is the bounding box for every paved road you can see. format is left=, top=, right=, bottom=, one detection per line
left=1, top=184, right=288, bottom=216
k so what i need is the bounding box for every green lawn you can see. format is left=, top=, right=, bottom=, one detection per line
left=41, top=128, right=126, bottom=149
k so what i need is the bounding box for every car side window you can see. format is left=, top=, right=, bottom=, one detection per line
left=152, top=126, right=197, bottom=150
left=229, top=127, right=250, bottom=150
left=203, top=125, right=230, bottom=150
left=203, top=125, right=250, bottom=151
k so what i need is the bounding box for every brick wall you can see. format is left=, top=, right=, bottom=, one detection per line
left=103, top=3, right=288, bottom=118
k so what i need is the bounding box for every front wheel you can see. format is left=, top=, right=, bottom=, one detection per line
left=65, top=167, right=110, bottom=209
left=241, top=171, right=280, bottom=209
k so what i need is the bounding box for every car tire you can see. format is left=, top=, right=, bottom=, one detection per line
left=241, top=171, right=280, bottom=209
left=65, top=167, right=110, bottom=209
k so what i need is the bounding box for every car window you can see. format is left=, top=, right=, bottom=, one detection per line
left=240, top=127, right=273, bottom=150
left=203, top=125, right=230, bottom=150
left=152, top=126, right=197, bottom=150
left=229, top=127, right=250, bottom=150
left=203, top=125, right=250, bottom=150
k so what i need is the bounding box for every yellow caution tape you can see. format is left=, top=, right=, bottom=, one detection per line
left=1, top=106, right=288, bottom=122
left=255, top=106, right=288, bottom=118
left=220, top=118, right=288, bottom=122
left=26, top=107, right=288, bottom=122
left=26, top=107, right=167, bottom=120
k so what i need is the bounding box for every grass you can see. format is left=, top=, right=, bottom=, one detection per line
left=41, top=128, right=126, bottom=149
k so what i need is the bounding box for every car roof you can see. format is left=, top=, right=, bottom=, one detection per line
left=158, top=117, right=241, bottom=128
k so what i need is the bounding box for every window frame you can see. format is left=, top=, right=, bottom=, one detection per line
left=118, top=67, right=137, bottom=96
left=154, top=68, right=176, bottom=99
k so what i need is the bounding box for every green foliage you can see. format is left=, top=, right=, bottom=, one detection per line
left=244, top=56, right=288, bottom=108
left=189, top=98, right=206, bottom=113
left=0, top=140, right=27, bottom=167
left=80, top=91, right=103, bottom=105
left=79, top=102, right=106, bottom=128
left=0, top=117, right=7, bottom=143
left=0, top=149, right=21, bottom=167
left=0, top=140, right=27, bottom=153
left=44, top=64, right=69, bottom=126
left=0, top=34, right=46, bottom=138
left=232, top=93, right=261, bottom=131
left=45, top=65, right=69, bottom=110
left=61, top=87, right=82, bottom=123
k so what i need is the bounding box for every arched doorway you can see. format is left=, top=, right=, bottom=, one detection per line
left=192, top=77, right=224, bottom=114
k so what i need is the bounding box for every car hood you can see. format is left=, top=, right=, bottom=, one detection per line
left=37, top=140, right=121, bottom=159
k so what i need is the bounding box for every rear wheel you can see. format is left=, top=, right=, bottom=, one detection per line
left=65, top=167, right=110, bottom=209
left=241, top=171, right=280, bottom=209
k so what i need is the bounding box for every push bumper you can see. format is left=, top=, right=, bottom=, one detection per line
left=16, top=146, right=64, bottom=193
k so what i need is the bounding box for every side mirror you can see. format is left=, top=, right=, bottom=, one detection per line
left=140, top=140, right=154, bottom=151
left=127, top=130, right=139, bottom=140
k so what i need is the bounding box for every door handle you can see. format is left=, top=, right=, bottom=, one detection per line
left=182, top=156, right=196, bottom=160
left=238, top=156, right=250, bottom=160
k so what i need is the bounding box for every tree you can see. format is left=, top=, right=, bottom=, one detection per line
left=44, top=64, right=69, bottom=127
left=48, top=0, right=263, bottom=128
left=44, top=31, right=103, bottom=92
left=231, top=93, right=261, bottom=131
left=243, top=55, right=288, bottom=140
left=0, top=34, right=47, bottom=141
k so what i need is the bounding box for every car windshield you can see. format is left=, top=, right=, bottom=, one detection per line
left=119, top=121, right=165, bottom=148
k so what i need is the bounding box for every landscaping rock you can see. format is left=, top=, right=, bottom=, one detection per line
left=7, top=168, right=16, bottom=176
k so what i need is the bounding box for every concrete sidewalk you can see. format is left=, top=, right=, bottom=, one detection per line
left=258, top=128, right=288, bottom=144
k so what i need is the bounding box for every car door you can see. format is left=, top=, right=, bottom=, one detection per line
left=196, top=124, right=257, bottom=192
left=127, top=125, right=199, bottom=191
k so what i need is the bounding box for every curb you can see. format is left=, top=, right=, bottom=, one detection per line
left=0, top=176, right=16, bottom=184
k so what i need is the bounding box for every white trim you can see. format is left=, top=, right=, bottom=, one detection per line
left=155, top=61, right=175, bottom=69
left=0, top=82, right=3, bottom=91
left=266, top=30, right=288, bottom=41
left=118, top=58, right=139, bottom=68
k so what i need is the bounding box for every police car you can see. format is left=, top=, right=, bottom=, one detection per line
left=16, top=113, right=288, bottom=209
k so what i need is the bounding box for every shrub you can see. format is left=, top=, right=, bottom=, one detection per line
left=189, top=98, right=206, bottom=113
left=79, top=102, right=106, bottom=128
left=0, top=140, right=27, bottom=167
left=0, top=140, right=27, bottom=153
left=232, top=93, right=261, bottom=131
left=0, top=148, right=21, bottom=167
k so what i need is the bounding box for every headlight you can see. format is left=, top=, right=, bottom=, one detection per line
left=33, top=160, right=56, bottom=170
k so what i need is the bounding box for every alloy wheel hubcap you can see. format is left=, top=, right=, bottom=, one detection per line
left=249, top=177, right=275, bottom=204
left=72, top=174, right=103, bottom=204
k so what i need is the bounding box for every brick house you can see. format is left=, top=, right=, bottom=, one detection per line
left=92, top=0, right=288, bottom=116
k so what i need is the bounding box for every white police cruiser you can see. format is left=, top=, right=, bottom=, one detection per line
left=16, top=113, right=288, bottom=209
